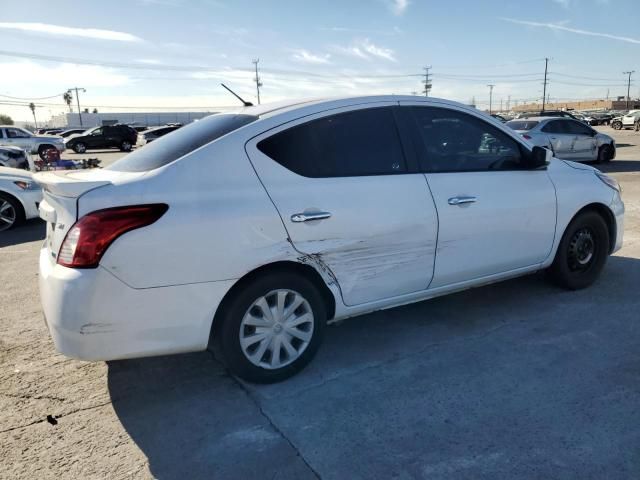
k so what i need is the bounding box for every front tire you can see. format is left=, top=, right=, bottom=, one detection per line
left=0, top=193, right=24, bottom=232
left=73, top=142, right=86, bottom=154
left=38, top=144, right=55, bottom=160
left=596, top=144, right=613, bottom=164
left=547, top=211, right=609, bottom=290
left=611, top=121, right=622, bottom=130
left=217, top=272, right=326, bottom=383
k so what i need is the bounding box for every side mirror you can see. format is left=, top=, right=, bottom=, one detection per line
left=525, top=145, right=550, bottom=169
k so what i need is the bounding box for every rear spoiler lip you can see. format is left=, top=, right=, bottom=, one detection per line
left=33, top=171, right=112, bottom=198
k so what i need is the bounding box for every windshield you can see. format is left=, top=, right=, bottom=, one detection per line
left=505, top=120, right=539, bottom=131
left=107, top=113, right=257, bottom=172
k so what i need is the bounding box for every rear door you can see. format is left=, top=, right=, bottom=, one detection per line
left=246, top=103, right=438, bottom=306
left=565, top=120, right=597, bottom=161
left=541, top=120, right=576, bottom=159
left=400, top=102, right=556, bottom=288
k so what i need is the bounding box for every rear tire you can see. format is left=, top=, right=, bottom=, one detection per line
left=547, top=211, right=609, bottom=290
left=216, top=272, right=326, bottom=383
left=38, top=144, right=55, bottom=160
left=120, top=141, right=132, bottom=152
left=0, top=192, right=24, bottom=232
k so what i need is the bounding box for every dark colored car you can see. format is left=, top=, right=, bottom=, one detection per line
left=65, top=125, right=138, bottom=153
left=518, top=110, right=579, bottom=120
left=0, top=146, right=29, bottom=169
left=137, top=125, right=182, bottom=146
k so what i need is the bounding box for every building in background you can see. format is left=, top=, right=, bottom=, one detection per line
left=513, top=98, right=640, bottom=113
left=47, top=111, right=221, bottom=129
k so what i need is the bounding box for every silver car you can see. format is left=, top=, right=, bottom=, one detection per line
left=505, top=117, right=615, bottom=163
left=0, top=126, right=65, bottom=159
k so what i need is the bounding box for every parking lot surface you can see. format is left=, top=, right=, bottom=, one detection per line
left=1, top=127, right=640, bottom=479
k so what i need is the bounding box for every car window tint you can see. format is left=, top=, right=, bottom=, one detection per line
left=505, top=120, right=538, bottom=131
left=107, top=113, right=257, bottom=172
left=257, top=107, right=406, bottom=177
left=565, top=120, right=593, bottom=135
left=7, top=128, right=29, bottom=138
left=408, top=107, right=522, bottom=173
left=541, top=120, right=568, bottom=134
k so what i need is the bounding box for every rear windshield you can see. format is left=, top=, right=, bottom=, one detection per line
left=107, top=113, right=257, bottom=172
left=505, top=120, right=539, bottom=131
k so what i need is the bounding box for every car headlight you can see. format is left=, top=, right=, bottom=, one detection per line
left=595, top=171, right=621, bottom=193
left=14, top=180, right=40, bottom=191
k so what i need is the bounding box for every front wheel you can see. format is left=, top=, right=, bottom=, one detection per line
left=0, top=193, right=24, bottom=232
left=596, top=144, right=613, bottom=164
left=73, top=142, right=86, bottom=154
left=547, top=211, right=609, bottom=290
left=611, top=121, right=623, bottom=130
left=216, top=272, right=326, bottom=383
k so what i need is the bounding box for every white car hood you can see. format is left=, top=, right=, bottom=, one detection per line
left=0, top=166, right=33, bottom=180
left=561, top=160, right=599, bottom=172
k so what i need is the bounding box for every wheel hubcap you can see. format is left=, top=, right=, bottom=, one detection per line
left=239, top=289, right=314, bottom=370
left=0, top=200, right=16, bottom=231
left=568, top=228, right=595, bottom=271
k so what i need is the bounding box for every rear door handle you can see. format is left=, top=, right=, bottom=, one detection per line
left=448, top=196, right=477, bottom=206
left=291, top=211, right=332, bottom=222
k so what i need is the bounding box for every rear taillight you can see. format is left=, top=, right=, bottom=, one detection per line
left=57, top=204, right=168, bottom=268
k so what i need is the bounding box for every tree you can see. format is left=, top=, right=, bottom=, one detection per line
left=63, top=91, right=73, bottom=112
left=92, top=108, right=98, bottom=114
left=29, top=102, right=38, bottom=128
left=0, top=114, right=13, bottom=125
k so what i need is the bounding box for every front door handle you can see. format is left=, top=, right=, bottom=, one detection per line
left=448, top=196, right=477, bottom=206
left=291, top=211, right=332, bottom=222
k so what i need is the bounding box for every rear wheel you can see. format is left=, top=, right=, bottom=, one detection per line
left=547, top=211, right=609, bottom=290
left=216, top=272, right=326, bottom=383
left=0, top=193, right=24, bottom=232
left=73, top=142, right=86, bottom=154
left=120, top=140, right=132, bottom=152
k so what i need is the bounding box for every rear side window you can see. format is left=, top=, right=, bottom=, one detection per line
left=107, top=114, right=257, bottom=172
left=506, top=120, right=539, bottom=131
left=257, top=107, right=407, bottom=177
left=408, top=107, right=523, bottom=173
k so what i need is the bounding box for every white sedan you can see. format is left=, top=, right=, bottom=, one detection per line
left=36, top=96, right=624, bottom=383
left=506, top=117, right=616, bottom=163
left=0, top=166, right=42, bottom=231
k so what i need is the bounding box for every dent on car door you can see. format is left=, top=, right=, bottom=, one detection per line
left=542, top=120, right=574, bottom=159
left=399, top=103, right=556, bottom=287
left=246, top=104, right=439, bottom=306
left=566, top=120, right=597, bottom=160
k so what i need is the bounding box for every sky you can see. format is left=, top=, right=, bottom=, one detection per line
left=1, top=0, right=638, bottom=122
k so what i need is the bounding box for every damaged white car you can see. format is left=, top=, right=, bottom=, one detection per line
left=36, top=96, right=624, bottom=383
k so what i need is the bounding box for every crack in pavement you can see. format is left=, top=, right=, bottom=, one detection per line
left=0, top=400, right=112, bottom=434
left=0, top=392, right=66, bottom=402
left=206, top=349, right=322, bottom=480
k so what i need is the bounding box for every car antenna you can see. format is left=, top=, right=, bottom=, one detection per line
left=221, top=83, right=253, bottom=107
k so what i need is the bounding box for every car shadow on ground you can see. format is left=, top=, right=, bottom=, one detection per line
left=107, top=255, right=640, bottom=479
left=0, top=219, right=45, bottom=248
left=599, top=159, right=640, bottom=173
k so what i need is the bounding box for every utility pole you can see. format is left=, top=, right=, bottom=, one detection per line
left=68, top=87, right=86, bottom=127
left=507, top=95, right=511, bottom=111
left=252, top=59, right=262, bottom=105
left=542, top=57, right=549, bottom=111
left=422, top=65, right=432, bottom=96
left=487, top=84, right=495, bottom=114
left=623, top=71, right=635, bottom=109
left=500, top=98, right=503, bottom=112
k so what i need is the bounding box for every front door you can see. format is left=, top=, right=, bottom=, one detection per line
left=3, top=127, right=32, bottom=150
left=87, top=128, right=104, bottom=148
left=565, top=120, right=597, bottom=161
left=246, top=104, right=438, bottom=306
left=541, top=120, right=577, bottom=159
left=400, top=102, right=557, bottom=288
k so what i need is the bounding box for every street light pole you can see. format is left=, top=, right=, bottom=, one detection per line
left=68, top=87, right=86, bottom=127
left=623, top=71, right=635, bottom=110
left=487, top=84, right=495, bottom=115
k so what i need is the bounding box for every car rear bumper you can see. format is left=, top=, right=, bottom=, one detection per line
left=39, top=248, right=235, bottom=361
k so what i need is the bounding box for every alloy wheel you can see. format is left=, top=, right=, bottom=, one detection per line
left=0, top=199, right=17, bottom=232
left=239, top=289, right=314, bottom=370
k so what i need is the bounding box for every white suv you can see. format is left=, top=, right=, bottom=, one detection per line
left=36, top=96, right=624, bottom=383
left=610, top=110, right=640, bottom=130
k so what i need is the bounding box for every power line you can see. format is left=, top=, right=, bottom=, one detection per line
left=0, top=92, right=67, bottom=100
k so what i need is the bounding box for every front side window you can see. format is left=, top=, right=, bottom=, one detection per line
left=541, top=120, right=568, bottom=134
left=91, top=128, right=103, bottom=136
left=257, top=107, right=407, bottom=177
left=6, top=128, right=30, bottom=138
left=565, top=120, right=593, bottom=136
left=408, top=107, right=523, bottom=172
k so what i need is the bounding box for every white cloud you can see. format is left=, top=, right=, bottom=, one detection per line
left=0, top=61, right=130, bottom=88
left=388, top=0, right=409, bottom=15
left=291, top=49, right=331, bottom=64
left=136, top=59, right=163, bottom=65
left=332, top=39, right=396, bottom=62
left=500, top=17, right=640, bottom=45
left=0, top=22, right=142, bottom=42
